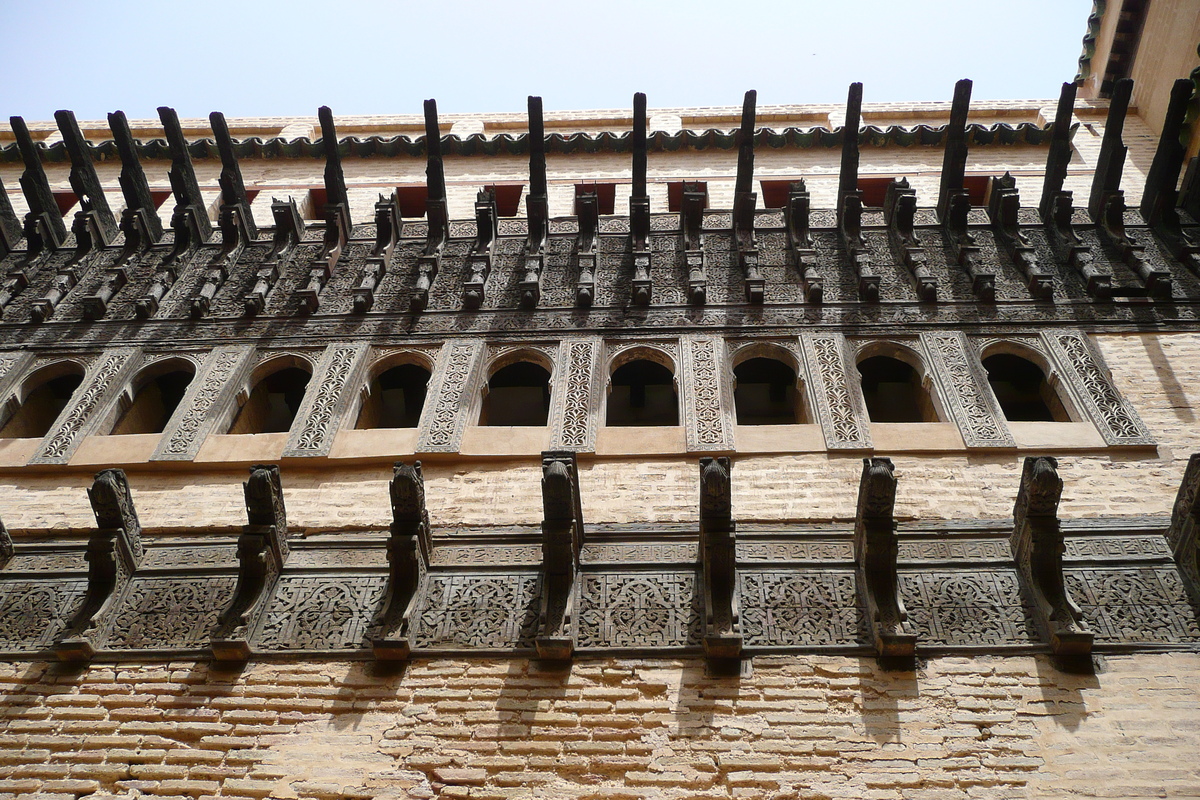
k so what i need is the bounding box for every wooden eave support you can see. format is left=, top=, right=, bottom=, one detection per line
left=372, top=462, right=432, bottom=660
left=211, top=465, right=291, bottom=662
left=158, top=106, right=213, bottom=270
left=353, top=193, right=401, bottom=313
left=413, top=99, right=450, bottom=313
left=988, top=173, right=1054, bottom=300
left=298, top=106, right=352, bottom=314
left=520, top=96, right=550, bottom=310
left=732, top=90, right=763, bottom=304
left=699, top=457, right=741, bottom=661
left=854, top=457, right=917, bottom=660
left=837, top=83, right=876, bottom=302
left=1166, top=453, right=1200, bottom=603
left=0, top=177, right=21, bottom=258
left=243, top=199, right=305, bottom=316
left=1010, top=456, right=1092, bottom=658
left=0, top=116, right=66, bottom=313
left=681, top=182, right=707, bottom=305
left=536, top=451, right=584, bottom=661
left=463, top=189, right=498, bottom=310
left=54, top=469, right=144, bottom=662
left=884, top=178, right=936, bottom=302
left=1140, top=79, right=1200, bottom=279
left=575, top=190, right=599, bottom=307
left=629, top=92, right=652, bottom=306
left=784, top=180, right=821, bottom=303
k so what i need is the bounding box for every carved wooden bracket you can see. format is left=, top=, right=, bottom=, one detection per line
left=158, top=106, right=213, bottom=271
left=298, top=107, right=351, bottom=314
left=244, top=199, right=305, bottom=316
left=520, top=96, right=549, bottom=310
left=54, top=469, right=144, bottom=661
left=1010, top=456, right=1093, bottom=656
left=413, top=99, right=450, bottom=313
left=372, top=462, right=433, bottom=660
left=884, top=178, right=936, bottom=302
left=630, top=92, right=652, bottom=306
left=0, top=117, right=64, bottom=313
left=681, top=182, right=707, bottom=306
left=837, top=84, right=875, bottom=302
left=732, top=90, right=763, bottom=304
left=699, top=456, right=741, bottom=660
left=784, top=180, right=821, bottom=303
left=0, top=176, right=21, bottom=259
left=0, top=517, right=10, bottom=570
left=575, top=191, right=598, bottom=307
left=854, top=457, right=916, bottom=658
left=988, top=173, right=1053, bottom=299
left=1166, top=453, right=1200, bottom=604
left=463, top=190, right=498, bottom=310
left=536, top=451, right=584, bottom=660
left=1141, top=79, right=1200, bottom=281
left=211, top=464, right=291, bottom=660
left=353, top=193, right=401, bottom=313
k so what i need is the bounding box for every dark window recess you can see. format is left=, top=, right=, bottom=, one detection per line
left=357, top=364, right=430, bottom=429
left=395, top=185, right=427, bottom=218
left=484, top=184, right=525, bottom=217
left=858, top=356, right=936, bottom=423
left=0, top=373, right=84, bottom=439
left=52, top=191, right=79, bottom=216
left=229, top=367, right=311, bottom=434
left=667, top=181, right=708, bottom=213
left=607, top=360, right=679, bottom=426
left=480, top=362, right=551, bottom=426
left=734, top=358, right=804, bottom=425
left=111, top=370, right=194, bottom=435
left=983, top=354, right=1069, bottom=422
left=857, top=177, right=899, bottom=208
left=574, top=183, right=616, bottom=215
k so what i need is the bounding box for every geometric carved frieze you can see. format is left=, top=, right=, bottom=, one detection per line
left=576, top=571, right=702, bottom=649
left=139, top=544, right=241, bottom=571
left=0, top=578, right=86, bottom=651
left=1064, top=566, right=1200, bottom=643
left=550, top=337, right=601, bottom=452
left=430, top=544, right=542, bottom=567
left=412, top=573, right=540, bottom=650
left=920, top=331, right=1015, bottom=448
left=680, top=335, right=734, bottom=451
left=152, top=344, right=255, bottom=461
left=285, top=547, right=388, bottom=569
left=1063, top=535, right=1174, bottom=561
left=3, top=549, right=89, bottom=573
left=799, top=333, right=872, bottom=450
left=283, top=342, right=369, bottom=457
left=104, top=575, right=237, bottom=650
left=898, top=568, right=1037, bottom=647
left=737, top=540, right=854, bottom=563
left=581, top=543, right=700, bottom=564
left=895, top=537, right=1012, bottom=562
left=29, top=347, right=140, bottom=465
left=416, top=340, right=485, bottom=453
left=738, top=569, right=860, bottom=647
left=1042, top=330, right=1155, bottom=447
left=256, top=575, right=388, bottom=650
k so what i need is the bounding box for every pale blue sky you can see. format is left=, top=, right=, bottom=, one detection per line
left=1, top=0, right=1095, bottom=120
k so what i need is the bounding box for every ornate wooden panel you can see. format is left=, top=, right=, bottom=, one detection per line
left=549, top=337, right=601, bottom=452
left=1064, top=566, right=1200, bottom=643
left=412, top=573, right=540, bottom=649
left=920, top=331, right=1015, bottom=448
left=680, top=335, right=734, bottom=452
left=283, top=342, right=369, bottom=457
left=152, top=344, right=255, bottom=461
left=415, top=340, right=485, bottom=453
left=577, top=571, right=702, bottom=649
left=105, top=576, right=236, bottom=649
left=256, top=575, right=387, bottom=650
left=0, top=578, right=86, bottom=651
left=29, top=347, right=140, bottom=465
left=739, top=569, right=861, bottom=646
left=799, top=333, right=872, bottom=450
left=1043, top=330, right=1155, bottom=447
left=899, top=569, right=1038, bottom=646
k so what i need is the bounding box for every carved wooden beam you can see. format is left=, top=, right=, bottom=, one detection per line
left=463, top=189, right=498, bottom=310
left=630, top=92, right=652, bottom=306
left=412, top=99, right=449, bottom=312
left=1140, top=79, right=1200, bottom=277
left=158, top=106, right=213, bottom=270
left=681, top=182, right=707, bottom=305
left=298, top=107, right=351, bottom=314
left=575, top=189, right=598, bottom=307
left=1010, top=456, right=1092, bottom=657
left=54, top=469, right=144, bottom=661
left=520, top=96, right=550, bottom=310
left=884, top=178, right=936, bottom=302
left=537, top=451, right=584, bottom=660
left=1166, top=453, right=1200, bottom=603
left=699, top=457, right=741, bottom=660
left=243, top=198, right=305, bottom=316
left=732, top=90, right=763, bottom=303
left=212, top=465, right=291, bottom=661
left=353, top=193, right=401, bottom=313
left=372, top=462, right=432, bottom=660
left=1039, top=84, right=1113, bottom=300
left=0, top=177, right=21, bottom=258
left=0, top=517, right=10, bottom=570
left=189, top=111, right=259, bottom=318
left=90, top=111, right=163, bottom=320
left=837, top=83, right=875, bottom=302
left=0, top=116, right=64, bottom=312
left=988, top=173, right=1054, bottom=299
left=854, top=457, right=916, bottom=658
left=936, top=79, right=972, bottom=222
left=784, top=180, right=821, bottom=303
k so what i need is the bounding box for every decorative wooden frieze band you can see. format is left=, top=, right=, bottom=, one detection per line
left=416, top=340, right=485, bottom=453
left=800, top=333, right=872, bottom=450
left=29, top=348, right=140, bottom=465
left=920, top=331, right=1015, bottom=448
left=1043, top=330, right=1154, bottom=447
left=282, top=342, right=369, bottom=458
left=550, top=338, right=601, bottom=452
left=152, top=345, right=255, bottom=461
left=681, top=335, right=734, bottom=452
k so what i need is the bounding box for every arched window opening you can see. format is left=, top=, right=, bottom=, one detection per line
left=858, top=355, right=936, bottom=423
left=110, top=369, right=194, bottom=435
left=228, top=367, right=311, bottom=434
left=607, top=359, right=678, bottom=426
left=983, top=354, right=1069, bottom=422
left=480, top=362, right=551, bottom=426
left=0, top=372, right=84, bottom=438
left=734, top=357, right=804, bottom=425
left=357, top=364, right=431, bottom=429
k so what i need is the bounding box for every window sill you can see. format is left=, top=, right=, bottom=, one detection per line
left=195, top=432, right=289, bottom=463
left=460, top=426, right=551, bottom=456
left=330, top=428, right=418, bottom=459
left=734, top=424, right=825, bottom=453
left=72, top=433, right=161, bottom=466
left=1008, top=421, right=1106, bottom=449
left=870, top=423, right=965, bottom=452
left=596, top=426, right=686, bottom=455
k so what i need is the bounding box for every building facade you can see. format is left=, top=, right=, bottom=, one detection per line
left=0, top=6, right=1199, bottom=798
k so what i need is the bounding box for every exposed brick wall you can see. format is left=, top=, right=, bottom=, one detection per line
left=0, top=654, right=1197, bottom=799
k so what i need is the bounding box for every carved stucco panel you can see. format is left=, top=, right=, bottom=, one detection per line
left=283, top=343, right=370, bottom=457
left=799, top=333, right=872, bottom=450
left=920, top=331, right=1015, bottom=448
left=29, top=347, right=141, bottom=465
left=1042, top=330, right=1154, bottom=446
left=550, top=337, right=601, bottom=452
left=152, top=345, right=256, bottom=461
left=680, top=335, right=734, bottom=452
left=416, top=340, right=485, bottom=453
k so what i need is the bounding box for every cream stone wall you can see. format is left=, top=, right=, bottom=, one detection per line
left=0, top=654, right=1196, bottom=799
